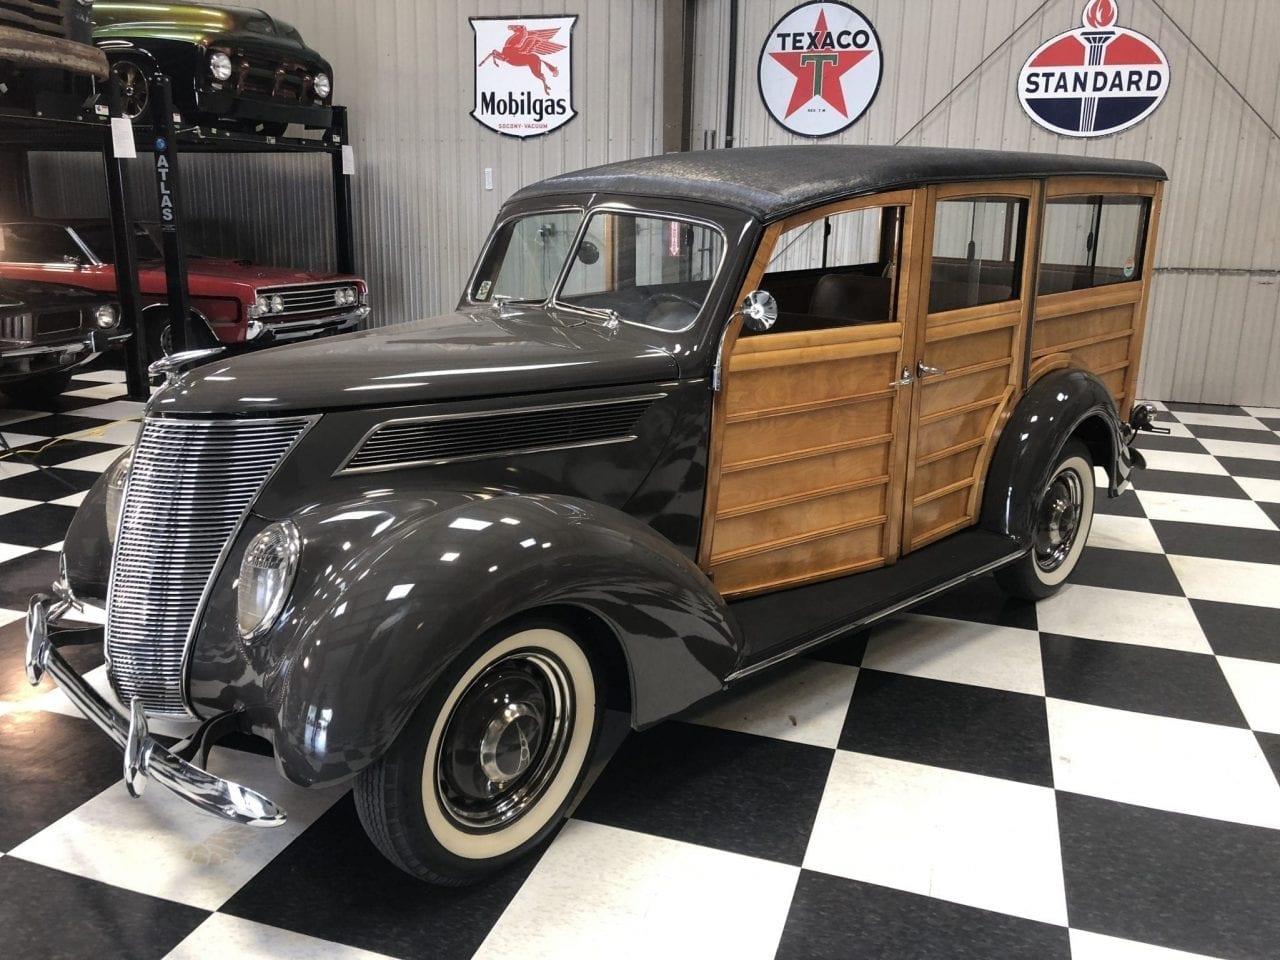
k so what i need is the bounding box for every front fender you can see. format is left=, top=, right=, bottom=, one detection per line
left=188, top=489, right=737, bottom=787
left=980, top=368, right=1130, bottom=546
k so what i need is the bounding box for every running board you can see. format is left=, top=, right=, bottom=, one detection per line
left=724, top=529, right=1026, bottom=683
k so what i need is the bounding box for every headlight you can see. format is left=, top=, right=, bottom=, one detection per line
left=93, top=304, right=120, bottom=329
left=209, top=51, right=233, bottom=82
left=334, top=287, right=356, bottom=306
left=105, top=449, right=133, bottom=542
left=312, top=72, right=331, bottom=99
left=270, top=294, right=285, bottom=313
left=237, top=521, right=301, bottom=640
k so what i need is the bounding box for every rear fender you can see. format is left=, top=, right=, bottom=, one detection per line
left=188, top=489, right=737, bottom=787
left=980, top=368, right=1129, bottom=546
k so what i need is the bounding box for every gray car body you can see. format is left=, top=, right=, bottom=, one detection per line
left=62, top=147, right=1162, bottom=789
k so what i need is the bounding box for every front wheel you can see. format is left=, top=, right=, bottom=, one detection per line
left=354, top=620, right=600, bottom=885
left=995, top=439, right=1095, bottom=601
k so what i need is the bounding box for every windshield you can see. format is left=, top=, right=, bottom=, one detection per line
left=472, top=209, right=725, bottom=332
left=73, top=223, right=164, bottom=262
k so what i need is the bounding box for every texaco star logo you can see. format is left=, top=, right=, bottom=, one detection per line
left=758, top=2, right=883, bottom=138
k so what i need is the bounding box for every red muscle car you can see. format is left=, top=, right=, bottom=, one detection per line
left=0, top=220, right=368, bottom=359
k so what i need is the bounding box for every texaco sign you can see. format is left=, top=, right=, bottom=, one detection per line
left=758, top=1, right=883, bottom=138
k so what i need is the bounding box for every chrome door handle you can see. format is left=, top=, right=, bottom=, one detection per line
left=889, top=367, right=915, bottom=387
left=917, top=362, right=946, bottom=379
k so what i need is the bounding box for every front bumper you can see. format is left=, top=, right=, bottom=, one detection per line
left=195, top=87, right=334, bottom=129
left=248, top=305, right=368, bottom=346
left=24, top=591, right=286, bottom=828
left=0, top=328, right=130, bottom=383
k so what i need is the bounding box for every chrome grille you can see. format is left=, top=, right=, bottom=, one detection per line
left=342, top=396, right=658, bottom=473
left=0, top=0, right=65, bottom=39
left=0, top=312, right=33, bottom=341
left=260, top=282, right=354, bottom=317
left=106, top=416, right=311, bottom=717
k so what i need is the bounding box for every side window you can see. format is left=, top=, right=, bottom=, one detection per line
left=928, top=198, right=1026, bottom=313
left=754, top=205, right=904, bottom=336
left=0, top=224, right=81, bottom=264
left=1038, top=195, right=1149, bottom=295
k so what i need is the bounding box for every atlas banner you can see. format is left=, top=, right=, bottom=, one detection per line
left=1019, top=0, right=1170, bottom=138
left=758, top=1, right=883, bottom=138
left=471, top=15, right=577, bottom=139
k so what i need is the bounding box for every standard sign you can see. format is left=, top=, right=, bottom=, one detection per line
left=471, top=15, right=577, bottom=138
left=758, top=1, right=882, bottom=138
left=1019, top=0, right=1170, bottom=137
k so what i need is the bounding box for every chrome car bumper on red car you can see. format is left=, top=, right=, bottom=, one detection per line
left=24, top=589, right=287, bottom=828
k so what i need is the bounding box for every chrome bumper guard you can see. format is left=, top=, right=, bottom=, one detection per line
left=24, top=591, right=287, bottom=828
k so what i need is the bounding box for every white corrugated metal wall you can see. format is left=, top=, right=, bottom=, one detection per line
left=260, top=0, right=664, bottom=331
left=31, top=1, right=1271, bottom=404
left=687, top=0, right=1280, bottom=405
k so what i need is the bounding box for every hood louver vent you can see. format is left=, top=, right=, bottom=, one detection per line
left=341, top=395, right=661, bottom=474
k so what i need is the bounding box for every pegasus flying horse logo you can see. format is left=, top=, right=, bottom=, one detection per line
left=471, top=16, right=578, bottom=139
left=479, top=24, right=566, bottom=96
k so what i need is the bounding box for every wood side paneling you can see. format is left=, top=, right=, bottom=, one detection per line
left=701, top=194, right=918, bottom=597
left=901, top=180, right=1038, bottom=553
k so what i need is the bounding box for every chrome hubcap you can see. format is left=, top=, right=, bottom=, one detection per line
left=1035, top=468, right=1084, bottom=572
left=437, top=651, right=572, bottom=830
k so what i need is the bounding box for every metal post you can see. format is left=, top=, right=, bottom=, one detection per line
left=146, top=73, right=193, bottom=354
left=102, top=77, right=149, bottom=400
left=330, top=105, right=356, bottom=275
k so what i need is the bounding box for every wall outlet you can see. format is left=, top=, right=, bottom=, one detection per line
left=484, top=167, right=494, bottom=191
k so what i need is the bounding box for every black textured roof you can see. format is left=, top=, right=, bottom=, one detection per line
left=512, top=145, right=1167, bottom=221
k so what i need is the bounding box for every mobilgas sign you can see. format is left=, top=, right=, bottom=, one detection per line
left=1019, top=0, right=1170, bottom=138
left=758, top=1, right=883, bottom=138
left=471, top=15, right=577, bottom=138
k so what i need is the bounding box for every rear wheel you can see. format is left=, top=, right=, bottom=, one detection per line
left=995, top=439, right=1095, bottom=600
left=354, top=619, right=600, bottom=885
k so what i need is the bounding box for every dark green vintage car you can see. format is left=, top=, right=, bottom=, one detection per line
left=93, top=1, right=334, bottom=134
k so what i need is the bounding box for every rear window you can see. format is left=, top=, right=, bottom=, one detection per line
left=1038, top=196, right=1150, bottom=295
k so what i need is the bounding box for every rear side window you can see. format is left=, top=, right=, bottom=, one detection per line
left=928, top=198, right=1026, bottom=313
left=1038, top=195, right=1149, bottom=295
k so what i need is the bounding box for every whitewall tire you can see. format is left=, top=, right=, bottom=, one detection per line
left=995, top=439, right=1095, bottom=600
left=354, top=620, right=599, bottom=885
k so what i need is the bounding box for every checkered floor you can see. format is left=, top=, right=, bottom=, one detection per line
left=1, top=361, right=1278, bottom=960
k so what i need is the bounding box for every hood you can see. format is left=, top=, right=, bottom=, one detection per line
left=139, top=258, right=359, bottom=285
left=0, top=278, right=113, bottom=312
left=153, top=305, right=680, bottom=415
left=93, top=2, right=325, bottom=61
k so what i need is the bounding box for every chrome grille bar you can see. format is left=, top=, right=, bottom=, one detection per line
left=105, top=416, right=311, bottom=717
left=258, top=282, right=355, bottom=317
left=341, top=395, right=660, bottom=474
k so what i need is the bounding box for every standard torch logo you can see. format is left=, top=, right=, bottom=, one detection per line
left=1018, top=0, right=1169, bottom=138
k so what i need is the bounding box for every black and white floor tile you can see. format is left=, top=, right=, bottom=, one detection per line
left=1, top=367, right=1279, bottom=960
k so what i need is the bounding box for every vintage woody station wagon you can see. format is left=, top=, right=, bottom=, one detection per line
left=28, top=145, right=1166, bottom=884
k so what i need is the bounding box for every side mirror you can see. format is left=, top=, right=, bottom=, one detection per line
left=577, top=239, right=601, bottom=265
left=739, top=290, right=778, bottom=333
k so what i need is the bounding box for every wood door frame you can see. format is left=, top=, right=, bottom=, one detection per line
left=900, top=179, right=1044, bottom=552
left=696, top=188, right=922, bottom=573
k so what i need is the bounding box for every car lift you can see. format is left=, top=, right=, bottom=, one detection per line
left=0, top=63, right=356, bottom=400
